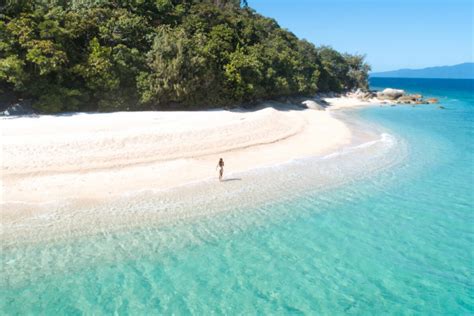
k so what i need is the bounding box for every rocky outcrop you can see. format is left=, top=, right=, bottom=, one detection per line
left=308, top=88, right=439, bottom=109
left=426, top=98, right=439, bottom=104
left=351, top=88, right=376, bottom=100
left=372, top=88, right=438, bottom=105
left=302, top=100, right=326, bottom=111
left=377, top=88, right=405, bottom=100
left=398, top=94, right=421, bottom=103
left=1, top=100, right=36, bottom=116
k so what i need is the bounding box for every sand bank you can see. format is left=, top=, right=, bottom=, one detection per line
left=1, top=97, right=379, bottom=226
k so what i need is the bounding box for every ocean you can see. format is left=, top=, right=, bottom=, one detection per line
left=1, top=78, right=473, bottom=314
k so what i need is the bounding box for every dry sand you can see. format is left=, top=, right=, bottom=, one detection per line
left=1, top=97, right=376, bottom=217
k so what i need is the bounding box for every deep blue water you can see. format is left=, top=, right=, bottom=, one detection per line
left=1, top=78, right=473, bottom=314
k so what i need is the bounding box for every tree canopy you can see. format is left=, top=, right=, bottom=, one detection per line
left=0, top=0, right=371, bottom=113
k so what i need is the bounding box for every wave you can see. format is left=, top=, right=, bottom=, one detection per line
left=321, top=133, right=396, bottom=160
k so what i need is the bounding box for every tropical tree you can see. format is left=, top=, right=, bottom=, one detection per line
left=0, top=0, right=370, bottom=113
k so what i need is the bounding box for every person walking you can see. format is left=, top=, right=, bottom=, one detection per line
left=216, top=158, right=224, bottom=181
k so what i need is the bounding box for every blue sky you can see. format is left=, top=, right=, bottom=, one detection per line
left=250, top=0, right=474, bottom=72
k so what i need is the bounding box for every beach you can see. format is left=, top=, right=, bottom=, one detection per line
left=2, top=79, right=473, bottom=314
left=2, top=0, right=472, bottom=312
left=1, top=97, right=376, bottom=211
left=1, top=96, right=392, bottom=246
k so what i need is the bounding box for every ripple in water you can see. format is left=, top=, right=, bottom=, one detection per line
left=2, top=83, right=473, bottom=314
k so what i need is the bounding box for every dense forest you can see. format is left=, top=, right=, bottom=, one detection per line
left=0, top=0, right=370, bottom=113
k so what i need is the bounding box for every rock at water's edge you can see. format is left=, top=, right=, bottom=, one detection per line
left=377, top=88, right=405, bottom=100
left=1, top=100, right=35, bottom=116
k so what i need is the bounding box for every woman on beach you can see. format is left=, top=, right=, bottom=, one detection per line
left=216, top=158, right=224, bottom=181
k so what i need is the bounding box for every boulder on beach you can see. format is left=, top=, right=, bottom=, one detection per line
left=360, top=92, right=376, bottom=100
left=397, top=95, right=416, bottom=103
left=352, top=88, right=373, bottom=98
left=396, top=94, right=426, bottom=104
left=378, top=88, right=405, bottom=100
left=426, top=98, right=438, bottom=104
left=1, top=100, right=35, bottom=116
left=302, top=100, right=326, bottom=111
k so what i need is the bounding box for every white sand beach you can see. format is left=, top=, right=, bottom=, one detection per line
left=322, top=95, right=382, bottom=110
left=1, top=96, right=379, bottom=230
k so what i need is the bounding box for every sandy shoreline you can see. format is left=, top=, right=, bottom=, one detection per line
left=1, top=96, right=381, bottom=232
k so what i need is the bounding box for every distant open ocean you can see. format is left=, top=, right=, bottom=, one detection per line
left=1, top=78, right=473, bottom=314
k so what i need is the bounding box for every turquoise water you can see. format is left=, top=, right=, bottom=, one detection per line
left=1, top=78, right=473, bottom=314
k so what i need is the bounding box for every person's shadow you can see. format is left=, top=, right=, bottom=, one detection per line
left=221, top=178, right=242, bottom=182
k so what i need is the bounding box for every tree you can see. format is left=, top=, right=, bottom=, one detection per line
left=224, top=46, right=264, bottom=100
left=1, top=0, right=371, bottom=113
left=138, top=26, right=213, bottom=108
left=317, top=46, right=349, bottom=92
left=344, top=53, right=371, bottom=90
left=0, top=55, right=28, bottom=90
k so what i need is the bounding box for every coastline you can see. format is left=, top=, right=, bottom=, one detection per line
left=1, top=96, right=379, bottom=204
left=1, top=96, right=396, bottom=246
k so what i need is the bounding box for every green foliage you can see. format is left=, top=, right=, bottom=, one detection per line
left=138, top=25, right=216, bottom=108
left=317, top=46, right=349, bottom=92
left=74, top=37, right=119, bottom=91
left=0, top=55, right=28, bottom=90
left=35, top=86, right=85, bottom=113
left=344, top=53, right=371, bottom=90
left=1, top=0, right=370, bottom=113
left=224, top=46, right=264, bottom=100
left=26, top=40, right=68, bottom=75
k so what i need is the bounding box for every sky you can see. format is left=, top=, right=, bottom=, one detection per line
left=250, top=0, right=474, bottom=72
